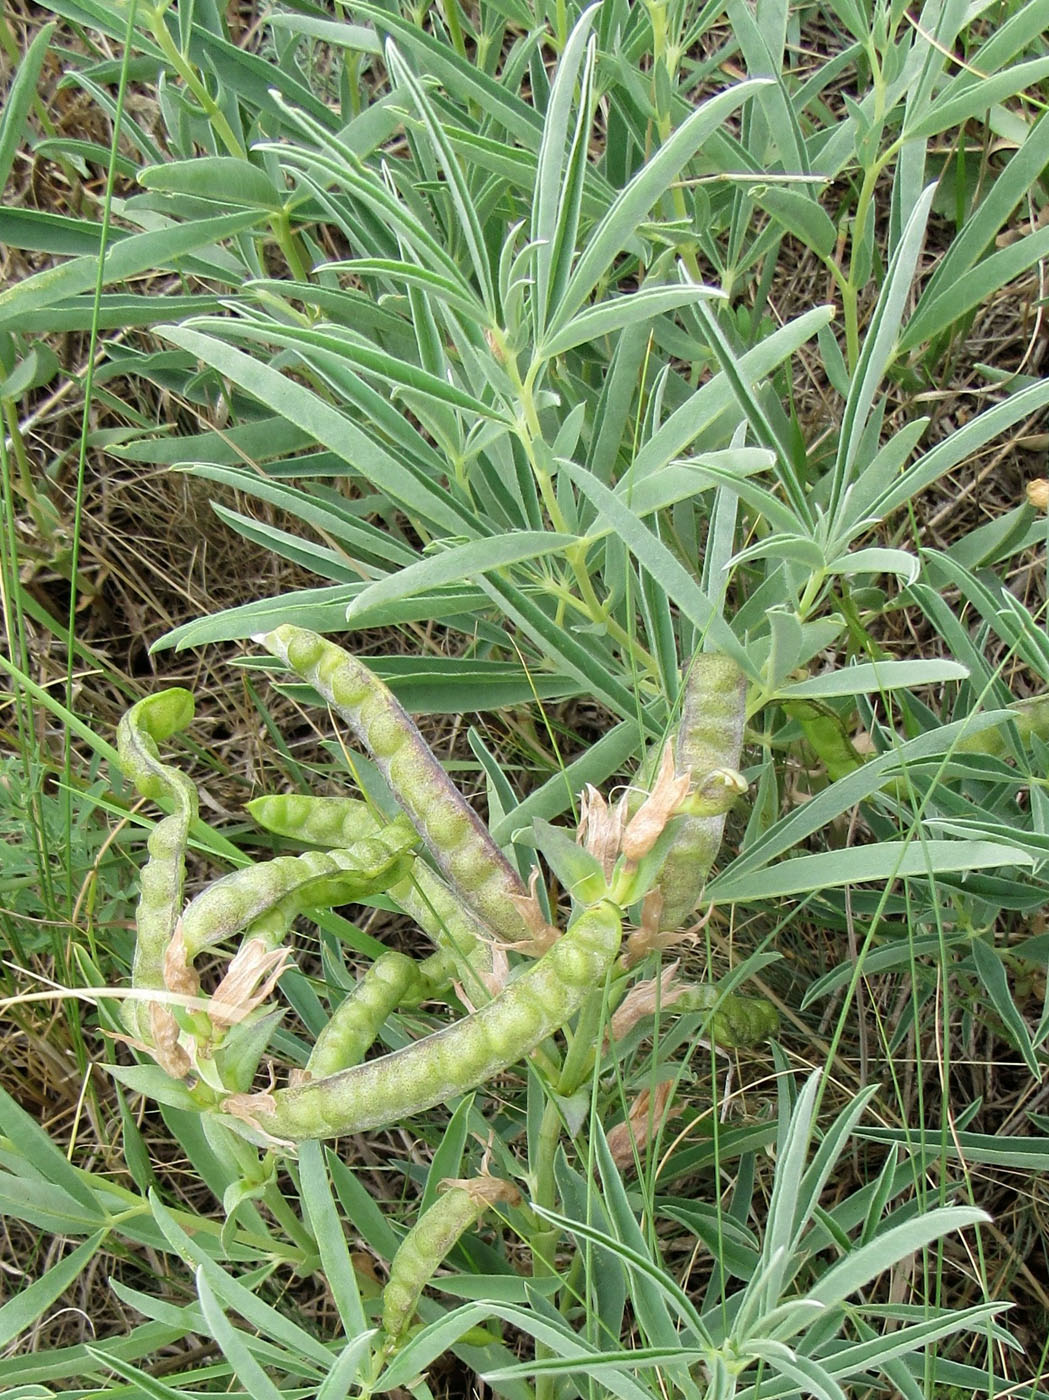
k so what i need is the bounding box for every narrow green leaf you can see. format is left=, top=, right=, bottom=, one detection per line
left=489, top=715, right=648, bottom=844
left=761, top=1073, right=821, bottom=1305
left=160, top=326, right=475, bottom=535
left=83, top=1349, right=191, bottom=1399
left=905, top=58, right=1049, bottom=140
left=0, top=1320, right=182, bottom=1389
left=378, top=1303, right=496, bottom=1390
left=550, top=80, right=770, bottom=334
left=267, top=12, right=380, bottom=53
left=777, top=659, right=968, bottom=699
left=477, top=572, right=648, bottom=725
left=538, top=284, right=724, bottom=360
left=627, top=305, right=832, bottom=482
left=869, top=378, right=1049, bottom=521
left=830, top=185, right=936, bottom=521
left=0, top=1087, right=101, bottom=1215
left=195, top=315, right=510, bottom=422
left=855, top=1124, right=1049, bottom=1170
left=821, top=1304, right=1005, bottom=1386
left=328, top=1152, right=401, bottom=1257
left=0, top=23, right=56, bottom=194
left=558, top=458, right=755, bottom=675
left=754, top=185, right=837, bottom=259
left=0, top=211, right=262, bottom=328
left=899, top=223, right=1049, bottom=352
left=350, top=2, right=542, bottom=148
left=899, top=107, right=1049, bottom=348
left=970, top=938, right=1041, bottom=1078
left=299, top=1139, right=368, bottom=1337
left=346, top=532, right=577, bottom=623
left=195, top=1269, right=285, bottom=1400
left=385, top=43, right=496, bottom=313
left=149, top=1193, right=333, bottom=1369
left=0, top=205, right=135, bottom=257
left=534, top=18, right=599, bottom=344
left=708, top=840, right=1033, bottom=904
left=318, top=257, right=486, bottom=320
left=317, top=1334, right=378, bottom=1400
left=139, top=157, right=285, bottom=210
left=807, top=1207, right=989, bottom=1310
left=0, top=1232, right=106, bottom=1350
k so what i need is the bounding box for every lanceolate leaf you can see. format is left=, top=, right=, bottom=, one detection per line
left=546, top=80, right=771, bottom=337
left=538, top=283, right=725, bottom=360
left=160, top=326, right=477, bottom=535
left=0, top=22, right=56, bottom=195
left=345, top=532, right=578, bottom=622
left=558, top=458, right=754, bottom=675
left=0, top=210, right=263, bottom=327
left=707, top=840, right=1033, bottom=903
left=532, top=6, right=600, bottom=342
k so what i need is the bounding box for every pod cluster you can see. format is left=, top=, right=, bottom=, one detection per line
left=115, top=627, right=774, bottom=1148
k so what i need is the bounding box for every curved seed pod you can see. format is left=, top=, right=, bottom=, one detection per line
left=256, top=626, right=534, bottom=947
left=676, top=983, right=779, bottom=1047
left=389, top=862, right=494, bottom=987
left=225, top=899, right=622, bottom=1141
left=655, top=653, right=747, bottom=931
left=382, top=1176, right=520, bottom=1343
left=248, top=792, right=493, bottom=985
left=179, top=838, right=415, bottom=959
left=783, top=699, right=864, bottom=782
left=117, top=689, right=199, bottom=1039
left=247, top=793, right=387, bottom=846
left=957, top=694, right=1049, bottom=757
left=306, top=951, right=424, bottom=1078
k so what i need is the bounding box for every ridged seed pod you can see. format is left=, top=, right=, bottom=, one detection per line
left=256, top=626, right=534, bottom=948
left=225, top=899, right=622, bottom=1141
left=246, top=793, right=387, bottom=847
left=117, top=689, right=199, bottom=1039
left=655, top=653, right=747, bottom=931
left=307, top=951, right=422, bottom=1078
left=381, top=1176, right=520, bottom=1343
left=179, top=840, right=415, bottom=959
left=248, top=793, right=492, bottom=986
left=677, top=983, right=779, bottom=1047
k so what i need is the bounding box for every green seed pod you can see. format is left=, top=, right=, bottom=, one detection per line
left=381, top=1176, right=520, bottom=1344
left=247, top=794, right=386, bottom=847
left=783, top=699, right=864, bottom=782
left=249, top=793, right=491, bottom=985
left=957, top=693, right=1049, bottom=757
left=256, top=626, right=534, bottom=947
left=225, top=899, right=622, bottom=1141
left=677, top=983, right=779, bottom=1047
left=180, top=838, right=416, bottom=959
left=307, top=951, right=423, bottom=1078
left=656, top=653, right=747, bottom=931
left=117, top=690, right=199, bottom=1039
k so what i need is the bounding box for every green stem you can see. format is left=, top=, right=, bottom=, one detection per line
left=440, top=0, right=468, bottom=59
left=509, top=348, right=660, bottom=678
left=263, top=1180, right=318, bottom=1260
left=271, top=212, right=311, bottom=284
left=531, top=1097, right=564, bottom=1400
left=145, top=7, right=245, bottom=158
left=546, top=573, right=661, bottom=678
left=2, top=402, right=57, bottom=540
